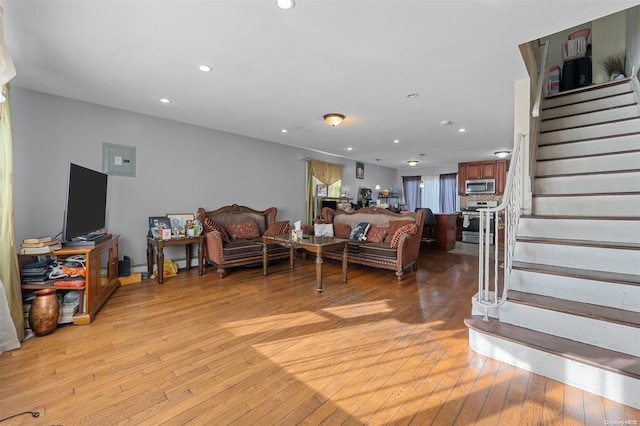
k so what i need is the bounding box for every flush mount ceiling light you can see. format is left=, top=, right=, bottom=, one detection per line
left=494, top=151, right=510, bottom=158
left=323, top=113, right=345, bottom=127
left=276, top=0, right=295, bottom=10
left=407, top=160, right=419, bottom=167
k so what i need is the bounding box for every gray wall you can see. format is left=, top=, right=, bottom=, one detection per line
left=11, top=87, right=397, bottom=269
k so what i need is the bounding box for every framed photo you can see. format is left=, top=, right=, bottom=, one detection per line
left=316, top=184, right=328, bottom=197
left=356, top=162, right=365, bottom=179
left=166, top=213, right=195, bottom=237
left=148, top=216, right=171, bottom=240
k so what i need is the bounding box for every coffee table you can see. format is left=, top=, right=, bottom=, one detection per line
left=262, top=234, right=348, bottom=292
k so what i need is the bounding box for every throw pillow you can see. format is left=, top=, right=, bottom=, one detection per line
left=349, top=222, right=370, bottom=241
left=226, top=220, right=261, bottom=240
left=203, top=217, right=231, bottom=243
left=366, top=225, right=388, bottom=243
left=384, top=220, right=414, bottom=244
left=314, top=223, right=334, bottom=237
left=264, top=220, right=290, bottom=236
left=390, top=223, right=418, bottom=248
left=333, top=223, right=352, bottom=239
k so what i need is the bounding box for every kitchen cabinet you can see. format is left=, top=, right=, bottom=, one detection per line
left=458, top=160, right=509, bottom=195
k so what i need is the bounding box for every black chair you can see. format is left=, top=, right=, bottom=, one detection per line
left=415, top=207, right=437, bottom=250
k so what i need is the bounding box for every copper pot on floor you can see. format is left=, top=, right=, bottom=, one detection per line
left=29, top=289, right=60, bottom=336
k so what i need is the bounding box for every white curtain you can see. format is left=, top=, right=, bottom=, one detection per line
left=420, top=175, right=441, bottom=213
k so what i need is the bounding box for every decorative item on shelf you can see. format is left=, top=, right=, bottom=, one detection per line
left=166, top=213, right=194, bottom=238
left=148, top=216, right=171, bottom=240
left=28, top=289, right=60, bottom=336
left=600, top=52, right=626, bottom=81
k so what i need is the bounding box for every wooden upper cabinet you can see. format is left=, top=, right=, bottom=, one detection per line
left=495, top=160, right=509, bottom=195
left=458, top=160, right=509, bottom=195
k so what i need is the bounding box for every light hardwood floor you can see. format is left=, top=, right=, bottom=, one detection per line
left=1, top=248, right=638, bottom=425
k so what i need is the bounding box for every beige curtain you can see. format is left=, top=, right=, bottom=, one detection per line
left=305, top=159, right=344, bottom=223
left=0, top=84, right=24, bottom=344
left=309, top=159, right=343, bottom=185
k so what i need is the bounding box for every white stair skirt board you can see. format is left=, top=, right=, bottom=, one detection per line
left=542, top=92, right=636, bottom=120
left=510, top=269, right=640, bottom=312
left=532, top=193, right=640, bottom=216
left=534, top=171, right=640, bottom=194
left=500, top=302, right=640, bottom=357
left=513, top=243, right=640, bottom=275
left=518, top=217, right=640, bottom=244
left=537, top=134, right=640, bottom=160
left=539, top=120, right=640, bottom=145
left=541, top=105, right=638, bottom=133
left=468, top=328, right=640, bottom=409
left=536, top=151, right=640, bottom=175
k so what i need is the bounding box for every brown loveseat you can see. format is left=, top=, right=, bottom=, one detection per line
left=196, top=204, right=290, bottom=278
left=315, top=206, right=425, bottom=280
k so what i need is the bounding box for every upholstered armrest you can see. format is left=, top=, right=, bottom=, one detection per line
left=395, top=230, right=422, bottom=266
left=204, top=231, right=226, bottom=264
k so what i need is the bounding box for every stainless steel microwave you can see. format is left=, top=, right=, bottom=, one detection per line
left=465, top=179, right=496, bottom=194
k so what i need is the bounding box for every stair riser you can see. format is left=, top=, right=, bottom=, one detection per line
left=468, top=329, right=640, bottom=409
left=537, top=152, right=640, bottom=176
left=517, top=218, right=640, bottom=244
left=500, top=302, right=640, bottom=356
left=510, top=269, right=640, bottom=312
left=513, top=242, right=640, bottom=275
left=542, top=93, right=636, bottom=120
left=534, top=171, right=640, bottom=194
left=541, top=105, right=638, bottom=132
left=537, top=134, right=640, bottom=160
left=539, top=119, right=640, bottom=145
left=532, top=194, right=640, bottom=216
left=542, top=82, right=631, bottom=109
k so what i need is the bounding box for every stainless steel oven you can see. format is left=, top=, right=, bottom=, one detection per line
left=461, top=200, right=498, bottom=244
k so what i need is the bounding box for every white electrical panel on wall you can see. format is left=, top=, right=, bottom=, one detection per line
left=102, top=142, right=136, bottom=177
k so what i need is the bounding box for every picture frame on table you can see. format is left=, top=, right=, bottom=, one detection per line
left=356, top=162, right=365, bottom=179
left=148, top=216, right=171, bottom=240
left=166, top=213, right=195, bottom=237
left=316, top=184, right=328, bottom=197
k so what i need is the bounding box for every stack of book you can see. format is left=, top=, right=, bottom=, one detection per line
left=19, top=236, right=61, bottom=255
left=20, top=260, right=53, bottom=285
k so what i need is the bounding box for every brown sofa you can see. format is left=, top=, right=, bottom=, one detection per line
left=196, top=204, right=290, bottom=278
left=315, top=206, right=425, bottom=280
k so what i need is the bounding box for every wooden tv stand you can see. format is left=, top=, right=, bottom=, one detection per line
left=21, top=235, right=121, bottom=325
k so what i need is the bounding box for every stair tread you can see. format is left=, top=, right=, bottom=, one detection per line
left=517, top=236, right=640, bottom=250
left=520, top=214, right=640, bottom=221
left=540, top=116, right=640, bottom=134
left=507, top=290, right=640, bottom=328
left=512, top=260, right=640, bottom=286
left=535, top=168, right=640, bottom=178
left=465, top=315, right=640, bottom=379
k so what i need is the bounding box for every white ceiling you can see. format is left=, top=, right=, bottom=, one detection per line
left=2, top=0, right=638, bottom=169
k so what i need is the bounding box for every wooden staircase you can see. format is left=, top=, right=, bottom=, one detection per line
left=466, top=78, right=640, bottom=409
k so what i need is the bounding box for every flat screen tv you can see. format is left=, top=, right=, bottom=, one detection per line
left=62, top=163, right=109, bottom=242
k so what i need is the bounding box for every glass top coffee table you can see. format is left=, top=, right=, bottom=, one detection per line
left=262, top=234, right=348, bottom=292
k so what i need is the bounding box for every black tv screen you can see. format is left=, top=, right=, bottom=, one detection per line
left=62, top=163, right=108, bottom=241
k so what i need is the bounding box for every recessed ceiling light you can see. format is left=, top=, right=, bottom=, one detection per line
left=281, top=129, right=288, bottom=133
left=458, top=128, right=467, bottom=133
left=159, top=98, right=171, bottom=104
left=393, top=139, right=400, bottom=144
left=440, top=120, right=453, bottom=126
left=276, top=0, right=294, bottom=10
left=199, top=65, right=212, bottom=72
left=347, top=147, right=353, bottom=151
left=406, top=93, right=419, bottom=98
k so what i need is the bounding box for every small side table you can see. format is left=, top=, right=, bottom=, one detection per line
left=146, top=235, right=205, bottom=284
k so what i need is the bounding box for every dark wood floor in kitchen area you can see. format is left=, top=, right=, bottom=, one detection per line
left=1, top=247, right=638, bottom=425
